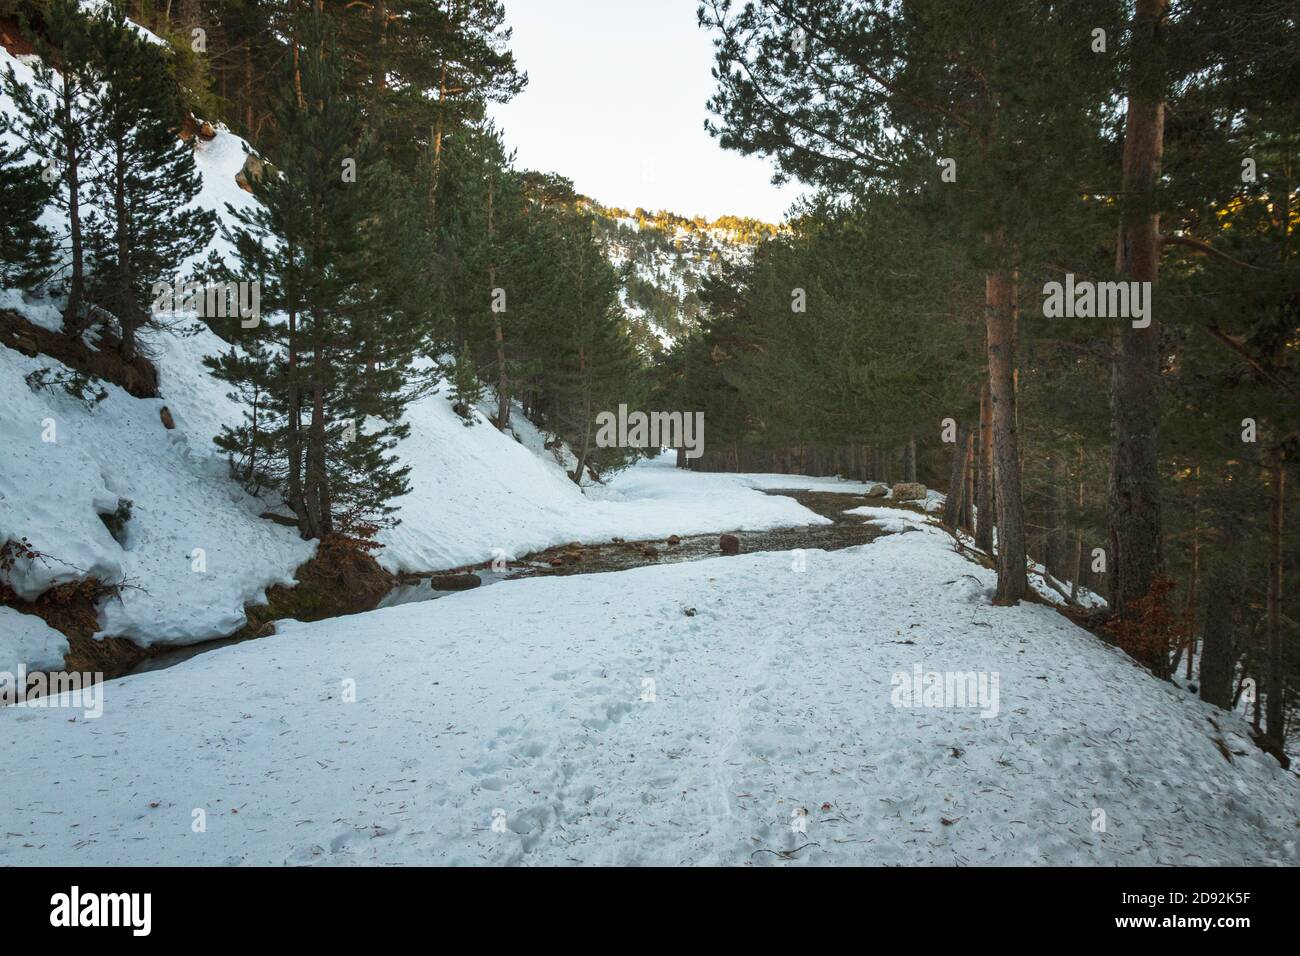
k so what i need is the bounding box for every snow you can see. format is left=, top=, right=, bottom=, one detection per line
left=0, top=607, right=68, bottom=672
left=2, top=494, right=1295, bottom=866
left=376, top=425, right=828, bottom=573
left=0, top=328, right=315, bottom=658
left=845, top=504, right=929, bottom=535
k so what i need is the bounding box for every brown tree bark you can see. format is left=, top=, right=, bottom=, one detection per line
left=942, top=423, right=970, bottom=529
left=110, top=133, right=140, bottom=360
left=1044, top=454, right=1067, bottom=580
left=1200, top=518, right=1242, bottom=710
left=1183, top=464, right=1200, bottom=679
left=1070, top=445, right=1085, bottom=604
left=486, top=177, right=510, bottom=430
left=975, top=382, right=994, bottom=553
left=1108, top=0, right=1167, bottom=621
left=60, top=72, right=87, bottom=336
left=1265, top=446, right=1285, bottom=739
left=985, top=268, right=1027, bottom=603
left=962, top=434, right=975, bottom=531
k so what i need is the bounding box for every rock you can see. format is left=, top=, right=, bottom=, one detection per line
left=891, top=482, right=927, bottom=502
left=429, top=573, right=481, bottom=592
left=159, top=405, right=175, bottom=430
left=641, top=546, right=658, bottom=558
left=9, top=332, right=38, bottom=357
left=865, top=483, right=888, bottom=498
left=235, top=152, right=266, bottom=193
left=719, top=533, right=740, bottom=555
left=258, top=511, right=300, bottom=528
left=198, top=120, right=216, bottom=140
left=241, top=538, right=395, bottom=636
left=666, top=534, right=681, bottom=546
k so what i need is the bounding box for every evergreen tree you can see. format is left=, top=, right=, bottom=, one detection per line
left=0, top=114, right=56, bottom=290
left=85, top=4, right=216, bottom=360
left=448, top=342, right=485, bottom=424
left=1, top=0, right=100, bottom=334
left=208, top=6, right=420, bottom=541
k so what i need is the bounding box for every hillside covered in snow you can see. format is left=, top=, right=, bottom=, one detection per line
left=1, top=0, right=1297, bottom=882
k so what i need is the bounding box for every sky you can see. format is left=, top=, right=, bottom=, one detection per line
left=490, top=0, right=805, bottom=223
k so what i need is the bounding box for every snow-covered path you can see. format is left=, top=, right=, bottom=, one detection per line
left=3, top=497, right=1296, bottom=866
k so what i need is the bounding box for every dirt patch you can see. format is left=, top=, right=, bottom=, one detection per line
left=238, top=536, right=396, bottom=637
left=0, top=14, right=37, bottom=58
left=0, top=309, right=160, bottom=398
left=0, top=578, right=147, bottom=675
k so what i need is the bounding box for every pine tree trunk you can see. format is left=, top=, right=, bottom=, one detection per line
left=985, top=268, right=1027, bottom=602
left=975, top=383, right=994, bottom=553
left=1200, top=517, right=1241, bottom=709
left=374, top=0, right=387, bottom=93
left=486, top=177, right=510, bottom=430
left=1265, top=446, right=1285, bottom=739
left=61, top=76, right=86, bottom=336
left=904, top=434, right=917, bottom=483
left=942, top=423, right=969, bottom=529
left=111, top=134, right=139, bottom=360
left=1184, top=464, right=1200, bottom=679
left=244, top=45, right=254, bottom=134
left=302, top=344, right=327, bottom=540
left=287, top=301, right=309, bottom=538
left=1070, top=444, right=1085, bottom=603
left=1108, top=0, right=1167, bottom=621
left=961, top=434, right=975, bottom=531
left=1045, top=455, right=1067, bottom=580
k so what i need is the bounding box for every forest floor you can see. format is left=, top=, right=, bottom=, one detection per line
left=2, top=460, right=1297, bottom=866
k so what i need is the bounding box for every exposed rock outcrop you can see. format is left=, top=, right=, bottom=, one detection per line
left=891, top=482, right=927, bottom=502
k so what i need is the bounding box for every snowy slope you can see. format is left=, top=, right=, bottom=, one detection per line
left=3, top=498, right=1294, bottom=866
left=0, top=606, right=68, bottom=672
left=0, top=326, right=316, bottom=647
left=0, top=35, right=822, bottom=664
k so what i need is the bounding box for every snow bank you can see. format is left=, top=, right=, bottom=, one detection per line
left=376, top=412, right=827, bottom=572
left=2, top=504, right=1294, bottom=865
left=0, top=331, right=315, bottom=657
left=0, top=607, right=68, bottom=672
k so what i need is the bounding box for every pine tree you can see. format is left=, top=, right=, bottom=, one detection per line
left=0, top=115, right=56, bottom=290
left=448, top=342, right=485, bottom=423
left=697, top=0, right=1121, bottom=603
left=1, top=0, right=100, bottom=334
left=210, top=6, right=420, bottom=540
left=85, top=4, right=216, bottom=360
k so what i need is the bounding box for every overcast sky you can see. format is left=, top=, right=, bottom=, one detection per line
left=490, top=0, right=805, bottom=223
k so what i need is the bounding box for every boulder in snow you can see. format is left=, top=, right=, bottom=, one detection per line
left=891, top=482, right=927, bottom=502
left=430, top=573, right=481, bottom=592
left=719, top=533, right=740, bottom=555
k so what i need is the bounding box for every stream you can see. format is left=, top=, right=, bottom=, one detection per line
left=124, top=489, right=907, bottom=678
